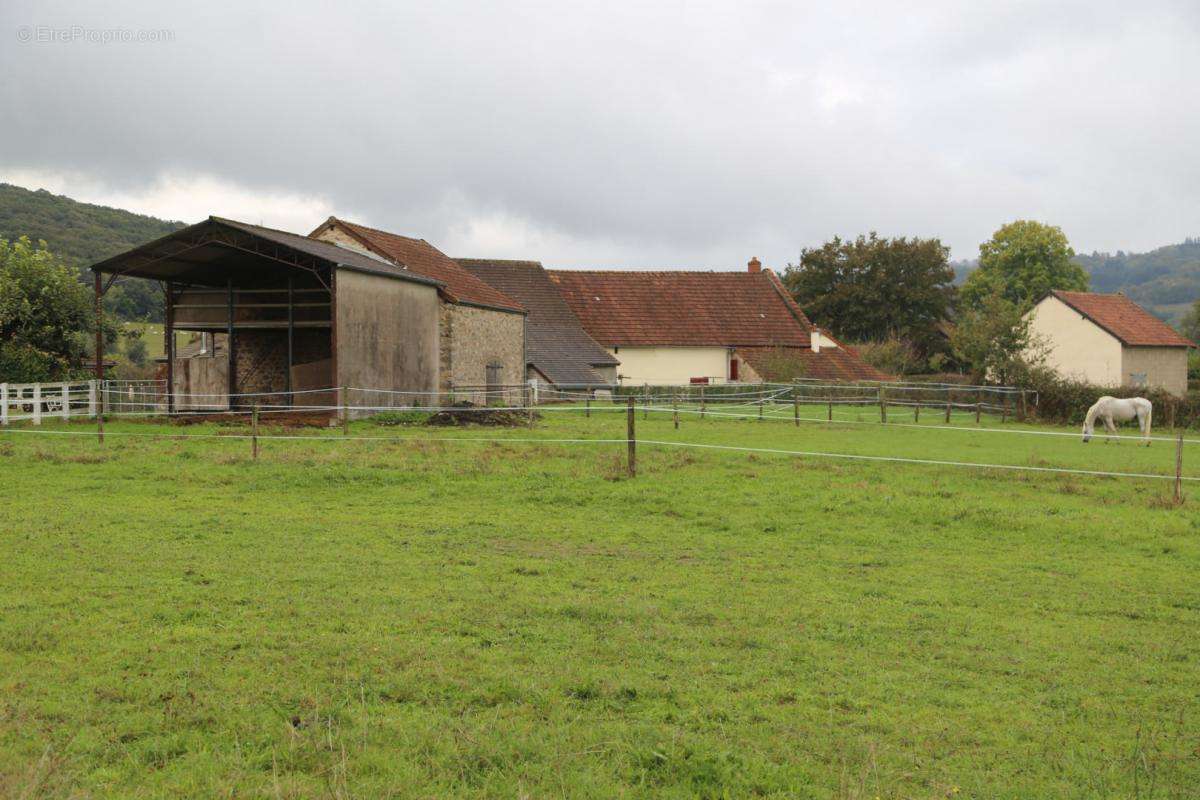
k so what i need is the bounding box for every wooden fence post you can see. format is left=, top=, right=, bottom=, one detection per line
left=643, top=383, right=649, bottom=420
left=1175, top=432, right=1184, bottom=505
left=794, top=388, right=800, bottom=427
left=340, top=386, right=349, bottom=436
left=827, top=390, right=833, bottom=422
left=673, top=394, right=679, bottom=430
left=914, top=403, right=920, bottom=423
left=32, top=384, right=42, bottom=426
left=1018, top=391, right=1027, bottom=422
left=585, top=394, right=591, bottom=418
left=252, top=404, right=260, bottom=460
left=626, top=395, right=636, bottom=478
left=87, top=380, right=96, bottom=419
left=879, top=387, right=887, bottom=424
left=759, top=397, right=764, bottom=421
left=700, top=386, right=706, bottom=419
left=1169, top=400, right=1176, bottom=430
left=945, top=397, right=952, bottom=424
left=97, top=409, right=104, bottom=444
left=975, top=401, right=982, bottom=425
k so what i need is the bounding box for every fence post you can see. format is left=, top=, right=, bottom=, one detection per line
left=61, top=383, right=70, bottom=421
left=759, top=397, right=764, bottom=421
left=794, top=388, right=800, bottom=427
left=700, top=386, right=706, bottom=419
left=87, top=380, right=96, bottom=419
left=340, top=386, right=349, bottom=436
left=945, top=398, right=951, bottom=424
left=97, top=408, right=104, bottom=444
left=827, top=389, right=833, bottom=422
left=252, top=404, right=260, bottom=460
left=879, top=387, right=887, bottom=424
left=626, top=395, right=636, bottom=478
left=975, top=401, right=982, bottom=425
left=1169, top=400, right=1176, bottom=430
left=527, top=383, right=535, bottom=429
left=673, top=394, right=679, bottom=430
left=0, top=383, right=7, bottom=426
left=914, top=403, right=920, bottom=423
left=1175, top=432, right=1184, bottom=505
left=643, top=383, right=649, bottom=420
left=1018, top=391, right=1027, bottom=422
left=32, top=384, right=42, bottom=426
left=586, top=394, right=591, bottom=418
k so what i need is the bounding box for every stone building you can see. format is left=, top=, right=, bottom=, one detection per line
left=310, top=218, right=526, bottom=396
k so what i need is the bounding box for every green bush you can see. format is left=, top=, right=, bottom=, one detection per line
left=1023, top=366, right=1194, bottom=427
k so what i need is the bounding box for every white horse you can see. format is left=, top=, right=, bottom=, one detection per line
left=1082, top=396, right=1153, bottom=445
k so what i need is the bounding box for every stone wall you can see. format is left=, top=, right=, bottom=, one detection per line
left=232, top=329, right=330, bottom=405
left=440, top=303, right=525, bottom=402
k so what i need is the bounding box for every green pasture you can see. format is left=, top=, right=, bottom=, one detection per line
left=1, top=405, right=1198, bottom=798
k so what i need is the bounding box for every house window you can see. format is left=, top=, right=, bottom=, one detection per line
left=1129, top=372, right=1147, bottom=387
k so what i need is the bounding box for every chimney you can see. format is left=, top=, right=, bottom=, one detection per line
left=747, top=257, right=761, bottom=273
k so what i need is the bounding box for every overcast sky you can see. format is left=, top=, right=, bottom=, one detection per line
left=2, top=1, right=1197, bottom=268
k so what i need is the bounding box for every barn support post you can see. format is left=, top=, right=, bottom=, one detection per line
left=626, top=395, right=636, bottom=478
left=165, top=282, right=175, bottom=415
left=226, top=278, right=236, bottom=408
left=1174, top=432, right=1184, bottom=505
left=286, top=275, right=295, bottom=407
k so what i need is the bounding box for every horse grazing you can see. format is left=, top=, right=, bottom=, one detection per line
left=1082, top=396, right=1153, bottom=445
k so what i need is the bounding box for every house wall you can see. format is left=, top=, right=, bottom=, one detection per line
left=335, top=268, right=440, bottom=407
left=441, top=303, right=525, bottom=395
left=609, top=346, right=730, bottom=385
left=1025, top=296, right=1124, bottom=386
left=1122, top=346, right=1188, bottom=396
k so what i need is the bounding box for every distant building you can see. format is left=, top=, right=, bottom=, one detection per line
left=457, top=259, right=619, bottom=386
left=546, top=258, right=888, bottom=385
left=1024, top=290, right=1194, bottom=396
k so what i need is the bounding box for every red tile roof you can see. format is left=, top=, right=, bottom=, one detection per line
left=546, top=269, right=813, bottom=347
left=1050, top=291, right=1194, bottom=348
left=311, top=218, right=523, bottom=313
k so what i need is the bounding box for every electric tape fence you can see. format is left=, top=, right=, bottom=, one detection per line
left=0, top=380, right=1192, bottom=498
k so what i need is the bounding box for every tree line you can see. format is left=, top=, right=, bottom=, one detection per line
left=782, top=220, right=1088, bottom=383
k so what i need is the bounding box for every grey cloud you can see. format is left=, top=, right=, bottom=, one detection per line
left=1, top=0, right=1198, bottom=266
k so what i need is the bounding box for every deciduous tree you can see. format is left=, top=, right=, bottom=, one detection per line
left=961, top=220, right=1085, bottom=311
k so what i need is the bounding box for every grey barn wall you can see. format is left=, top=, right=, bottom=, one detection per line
left=335, top=268, right=440, bottom=403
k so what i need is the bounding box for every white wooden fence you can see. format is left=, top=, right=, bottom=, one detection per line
left=1, top=381, right=99, bottom=425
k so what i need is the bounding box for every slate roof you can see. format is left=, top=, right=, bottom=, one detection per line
left=458, top=259, right=619, bottom=385
left=310, top=218, right=524, bottom=313
left=545, top=269, right=814, bottom=347
left=1050, top=291, right=1194, bottom=348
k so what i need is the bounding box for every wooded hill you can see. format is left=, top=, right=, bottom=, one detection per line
left=0, top=182, right=183, bottom=321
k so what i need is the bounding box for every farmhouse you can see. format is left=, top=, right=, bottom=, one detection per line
left=457, top=259, right=620, bottom=386
left=547, top=258, right=887, bottom=385
left=89, top=216, right=526, bottom=410
left=1024, top=290, right=1194, bottom=396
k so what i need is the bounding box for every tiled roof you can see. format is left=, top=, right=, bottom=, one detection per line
left=310, top=218, right=524, bottom=313
left=1050, top=291, right=1194, bottom=348
left=458, top=259, right=618, bottom=385
left=545, top=269, right=813, bottom=347
left=736, top=345, right=892, bottom=382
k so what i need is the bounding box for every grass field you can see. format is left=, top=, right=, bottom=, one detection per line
left=2, top=404, right=1199, bottom=798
